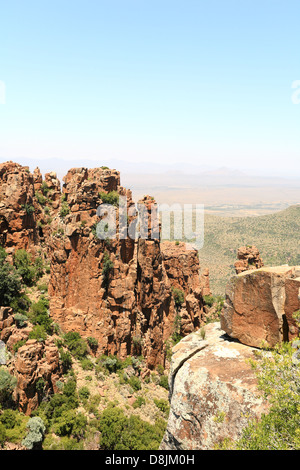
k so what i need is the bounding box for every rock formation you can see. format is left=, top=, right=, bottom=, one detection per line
left=0, top=307, right=62, bottom=415
left=160, top=322, right=270, bottom=450
left=161, top=265, right=300, bottom=450
left=234, top=245, right=264, bottom=274
left=13, top=338, right=61, bottom=415
left=48, top=169, right=207, bottom=369
left=221, top=266, right=300, bottom=348
left=0, top=162, right=208, bottom=373
left=0, top=161, right=60, bottom=258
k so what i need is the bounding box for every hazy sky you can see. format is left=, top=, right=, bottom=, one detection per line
left=0, top=0, right=299, bottom=175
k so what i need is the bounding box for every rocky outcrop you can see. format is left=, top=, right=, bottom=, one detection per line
left=221, top=266, right=300, bottom=348
left=45, top=167, right=206, bottom=369
left=0, top=307, right=62, bottom=415
left=0, top=161, right=38, bottom=253
left=161, top=241, right=207, bottom=335
left=0, top=162, right=208, bottom=370
left=234, top=245, right=264, bottom=274
left=0, top=161, right=61, bottom=258
left=160, top=322, right=269, bottom=450
left=13, top=338, right=61, bottom=415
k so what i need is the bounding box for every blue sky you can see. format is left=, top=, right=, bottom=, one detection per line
left=0, top=0, right=299, bottom=175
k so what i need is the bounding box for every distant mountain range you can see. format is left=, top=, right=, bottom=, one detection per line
left=1, top=157, right=300, bottom=213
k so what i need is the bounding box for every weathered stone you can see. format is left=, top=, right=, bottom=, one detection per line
left=234, top=245, right=264, bottom=274
left=160, top=322, right=269, bottom=450
left=221, top=266, right=300, bottom=348
left=13, top=338, right=62, bottom=415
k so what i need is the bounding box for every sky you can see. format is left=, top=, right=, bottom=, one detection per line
left=0, top=0, right=300, bottom=176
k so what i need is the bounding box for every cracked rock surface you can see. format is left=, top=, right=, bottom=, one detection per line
left=160, top=322, right=269, bottom=450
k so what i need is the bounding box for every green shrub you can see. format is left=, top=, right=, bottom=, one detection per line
left=41, top=181, right=51, bottom=196
left=171, top=314, right=182, bottom=345
left=22, top=203, right=35, bottom=215
left=98, top=404, right=166, bottom=450
left=171, top=287, right=184, bottom=308
left=0, top=424, right=6, bottom=447
left=78, top=386, right=90, bottom=401
left=99, top=190, right=119, bottom=207
left=156, top=364, right=164, bottom=376
left=52, top=410, right=87, bottom=439
left=14, top=313, right=28, bottom=328
left=63, top=378, right=77, bottom=398
left=60, top=202, right=70, bottom=218
left=87, top=337, right=98, bottom=350
left=29, top=297, right=53, bottom=334
left=28, top=325, right=47, bottom=342
left=80, top=357, right=94, bottom=371
left=159, top=375, right=169, bottom=390
left=10, top=293, right=31, bottom=315
left=102, top=252, right=114, bottom=288
left=13, top=249, right=36, bottom=286
left=43, top=435, right=84, bottom=450
left=35, top=191, right=47, bottom=205
left=63, top=331, right=87, bottom=359
left=128, top=376, right=141, bottom=392
left=36, top=377, right=46, bottom=395
left=0, top=246, right=7, bottom=264
left=154, top=398, right=170, bottom=415
left=132, top=396, right=145, bottom=408
left=0, top=368, right=17, bottom=406
left=0, top=261, right=22, bottom=306
left=34, top=257, right=44, bottom=279
left=100, top=355, right=123, bottom=374
left=37, top=283, right=48, bottom=293
left=37, top=387, right=78, bottom=428
left=12, top=339, right=27, bottom=353
left=0, top=409, right=17, bottom=429
left=59, top=349, right=73, bottom=373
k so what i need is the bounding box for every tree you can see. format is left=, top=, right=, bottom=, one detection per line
left=171, top=287, right=184, bottom=309
left=0, top=424, right=6, bottom=448
left=0, top=368, right=17, bottom=407
left=0, top=262, right=22, bottom=306
left=13, top=249, right=36, bottom=286
left=63, top=331, right=87, bottom=359
left=22, top=417, right=46, bottom=450
left=102, top=252, right=114, bottom=288
left=98, top=404, right=166, bottom=450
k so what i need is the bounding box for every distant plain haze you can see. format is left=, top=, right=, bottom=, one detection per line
left=0, top=0, right=300, bottom=209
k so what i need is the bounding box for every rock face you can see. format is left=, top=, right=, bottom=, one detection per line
left=13, top=338, right=61, bottom=415
left=161, top=241, right=207, bottom=335
left=221, top=266, right=300, bottom=348
left=0, top=307, right=62, bottom=415
left=0, top=161, right=38, bottom=253
left=160, top=322, right=269, bottom=450
left=0, top=161, right=60, bottom=258
left=234, top=245, right=264, bottom=274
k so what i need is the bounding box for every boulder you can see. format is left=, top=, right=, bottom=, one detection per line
left=160, top=322, right=269, bottom=450
left=221, top=266, right=300, bottom=348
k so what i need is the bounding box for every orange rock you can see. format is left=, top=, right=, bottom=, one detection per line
left=221, top=266, right=300, bottom=348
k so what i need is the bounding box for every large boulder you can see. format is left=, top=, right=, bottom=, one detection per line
left=160, top=322, right=269, bottom=450
left=221, top=266, right=300, bottom=348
